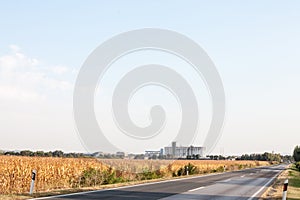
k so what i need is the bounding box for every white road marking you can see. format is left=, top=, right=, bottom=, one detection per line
left=30, top=171, right=225, bottom=200
left=31, top=165, right=283, bottom=200
left=188, top=186, right=205, bottom=192
left=217, top=178, right=231, bottom=183
left=247, top=169, right=283, bottom=200
left=240, top=175, right=245, bottom=178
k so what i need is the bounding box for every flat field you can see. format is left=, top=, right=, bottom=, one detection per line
left=0, top=156, right=270, bottom=195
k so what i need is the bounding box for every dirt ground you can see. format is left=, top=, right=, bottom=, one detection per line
left=259, top=168, right=288, bottom=200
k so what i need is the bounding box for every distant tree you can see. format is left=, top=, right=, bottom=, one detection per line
left=207, top=155, right=213, bottom=160
left=213, top=155, right=219, bottom=160
left=134, top=154, right=145, bottom=159
left=238, top=152, right=281, bottom=162
left=293, top=145, right=300, bottom=162
left=241, top=154, right=250, bottom=160
left=4, top=151, right=14, bottom=155
left=52, top=150, right=64, bottom=157
left=35, top=151, right=45, bottom=157
left=45, top=151, right=53, bottom=157
left=0, top=149, right=93, bottom=158
left=282, top=155, right=293, bottom=163
left=20, top=150, right=32, bottom=156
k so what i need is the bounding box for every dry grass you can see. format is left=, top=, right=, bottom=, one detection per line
left=0, top=194, right=29, bottom=200
left=0, top=156, right=270, bottom=197
left=259, top=167, right=288, bottom=200
left=101, top=159, right=269, bottom=174
left=287, top=166, right=300, bottom=200
left=170, top=160, right=268, bottom=173
left=0, top=156, right=106, bottom=194
left=260, top=164, right=300, bottom=200
left=100, top=159, right=171, bottom=172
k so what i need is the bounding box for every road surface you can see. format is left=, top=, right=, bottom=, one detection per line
left=33, top=164, right=286, bottom=200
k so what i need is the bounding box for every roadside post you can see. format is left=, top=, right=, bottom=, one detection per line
left=186, top=166, right=189, bottom=175
left=282, top=179, right=288, bottom=200
left=29, top=169, right=37, bottom=195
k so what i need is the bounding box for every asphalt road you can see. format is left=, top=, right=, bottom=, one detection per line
left=33, top=164, right=286, bottom=200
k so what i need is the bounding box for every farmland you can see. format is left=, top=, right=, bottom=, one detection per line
left=0, top=156, right=270, bottom=195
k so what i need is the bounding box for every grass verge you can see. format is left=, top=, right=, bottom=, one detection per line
left=287, top=164, right=300, bottom=200
left=260, top=164, right=300, bottom=200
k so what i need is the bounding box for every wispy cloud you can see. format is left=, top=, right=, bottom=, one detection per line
left=48, top=65, right=70, bottom=75
left=0, top=45, right=73, bottom=102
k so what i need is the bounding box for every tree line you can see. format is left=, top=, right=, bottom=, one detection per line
left=237, top=152, right=283, bottom=162
left=0, top=149, right=297, bottom=162
left=0, top=150, right=91, bottom=158
left=293, top=145, right=300, bottom=162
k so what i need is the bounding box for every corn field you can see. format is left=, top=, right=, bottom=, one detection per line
left=0, top=156, right=106, bottom=194
left=0, top=156, right=270, bottom=195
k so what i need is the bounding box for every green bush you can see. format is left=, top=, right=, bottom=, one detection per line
left=293, top=145, right=300, bottom=162
left=210, top=166, right=225, bottom=173
left=80, top=167, right=105, bottom=187
left=79, top=167, right=126, bottom=187
left=238, top=164, right=244, bottom=170
left=217, top=166, right=225, bottom=172
left=173, top=163, right=199, bottom=177
left=295, top=162, right=300, bottom=171
left=137, top=169, right=162, bottom=180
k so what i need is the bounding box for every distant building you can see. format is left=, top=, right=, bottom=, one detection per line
left=116, top=152, right=126, bottom=157
left=172, top=141, right=176, bottom=156
left=164, top=142, right=205, bottom=158
left=145, top=150, right=163, bottom=158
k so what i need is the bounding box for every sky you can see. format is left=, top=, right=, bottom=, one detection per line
left=0, top=0, right=300, bottom=155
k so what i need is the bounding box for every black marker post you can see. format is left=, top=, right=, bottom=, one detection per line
left=282, top=179, right=288, bottom=200
left=29, top=169, right=37, bottom=195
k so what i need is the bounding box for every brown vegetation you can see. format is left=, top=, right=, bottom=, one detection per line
left=0, top=156, right=270, bottom=195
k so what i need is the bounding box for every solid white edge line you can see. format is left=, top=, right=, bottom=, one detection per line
left=30, top=164, right=283, bottom=200
left=218, top=178, right=231, bottom=183
left=188, top=186, right=205, bottom=192
left=247, top=167, right=284, bottom=200
left=30, top=171, right=223, bottom=200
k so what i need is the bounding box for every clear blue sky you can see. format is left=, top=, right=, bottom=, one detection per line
left=0, top=0, right=299, bottom=155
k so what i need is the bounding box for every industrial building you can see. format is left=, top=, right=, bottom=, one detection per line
left=164, top=142, right=205, bottom=158
left=144, top=149, right=163, bottom=159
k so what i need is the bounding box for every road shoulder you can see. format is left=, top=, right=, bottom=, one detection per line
left=260, top=164, right=300, bottom=200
